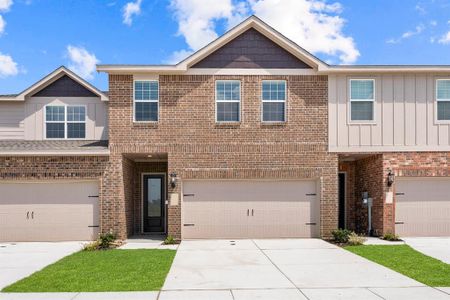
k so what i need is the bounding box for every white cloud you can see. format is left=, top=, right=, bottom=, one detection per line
left=0, top=0, right=13, bottom=12
left=123, top=0, right=142, bottom=26
left=0, top=51, right=18, bottom=77
left=438, top=31, right=450, bottom=45
left=169, top=0, right=359, bottom=64
left=387, top=24, right=425, bottom=44
left=430, top=20, right=437, bottom=26
left=0, top=15, right=5, bottom=35
left=165, top=49, right=193, bottom=64
left=66, top=45, right=99, bottom=80
left=415, top=4, right=426, bottom=14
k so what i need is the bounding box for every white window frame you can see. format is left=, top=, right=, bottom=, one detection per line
left=133, top=80, right=159, bottom=123
left=261, top=80, right=287, bottom=123
left=435, top=79, right=450, bottom=124
left=348, top=78, right=376, bottom=124
left=215, top=80, right=241, bottom=123
left=44, top=104, right=87, bottom=140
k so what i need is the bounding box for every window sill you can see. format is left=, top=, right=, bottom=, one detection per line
left=133, top=121, right=159, bottom=128
left=215, top=122, right=241, bottom=128
left=261, top=122, right=287, bottom=126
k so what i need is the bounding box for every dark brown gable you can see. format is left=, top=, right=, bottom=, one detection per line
left=191, top=28, right=312, bottom=69
left=32, top=75, right=98, bottom=97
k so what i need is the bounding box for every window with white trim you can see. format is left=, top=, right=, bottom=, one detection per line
left=216, top=80, right=240, bottom=122
left=45, top=105, right=86, bottom=139
left=350, top=79, right=375, bottom=121
left=262, top=80, right=286, bottom=122
left=134, top=80, right=159, bottom=122
left=437, top=79, right=450, bottom=121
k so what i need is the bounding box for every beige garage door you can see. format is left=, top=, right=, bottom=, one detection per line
left=395, top=178, right=450, bottom=237
left=0, top=181, right=99, bottom=242
left=182, top=180, right=319, bottom=239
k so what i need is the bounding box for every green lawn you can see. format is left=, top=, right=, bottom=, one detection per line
left=2, top=249, right=176, bottom=292
left=345, top=245, right=450, bottom=287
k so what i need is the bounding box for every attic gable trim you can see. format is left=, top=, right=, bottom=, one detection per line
left=1, top=66, right=108, bottom=102
left=179, top=16, right=328, bottom=70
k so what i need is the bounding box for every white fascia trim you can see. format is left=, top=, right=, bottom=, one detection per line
left=184, top=68, right=318, bottom=75
left=0, top=150, right=110, bottom=156
left=320, top=66, right=450, bottom=74
left=329, top=146, right=450, bottom=152
left=1, top=67, right=109, bottom=102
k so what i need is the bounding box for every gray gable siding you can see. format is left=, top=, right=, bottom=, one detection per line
left=191, top=28, right=312, bottom=69
left=32, top=75, right=98, bottom=97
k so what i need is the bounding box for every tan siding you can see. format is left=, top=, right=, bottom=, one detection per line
left=22, top=97, right=108, bottom=140
left=0, top=102, right=25, bottom=140
left=329, top=73, right=450, bottom=151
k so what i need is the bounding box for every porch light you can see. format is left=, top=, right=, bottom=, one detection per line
left=169, top=172, right=177, bottom=188
left=387, top=170, right=395, bottom=187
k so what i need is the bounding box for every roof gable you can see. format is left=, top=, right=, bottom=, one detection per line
left=191, top=28, right=312, bottom=69
left=32, top=75, right=98, bottom=97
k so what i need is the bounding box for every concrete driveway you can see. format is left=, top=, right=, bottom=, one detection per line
left=0, top=242, right=84, bottom=290
left=403, top=237, right=450, bottom=264
left=161, top=239, right=450, bottom=300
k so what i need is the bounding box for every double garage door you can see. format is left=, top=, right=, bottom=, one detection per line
left=395, top=178, right=450, bottom=237
left=182, top=180, right=320, bottom=239
left=0, top=181, right=99, bottom=242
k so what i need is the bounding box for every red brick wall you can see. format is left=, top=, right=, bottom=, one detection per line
left=106, top=74, right=338, bottom=239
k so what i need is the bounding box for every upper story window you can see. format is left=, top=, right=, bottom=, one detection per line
left=134, top=80, right=159, bottom=122
left=262, top=80, right=286, bottom=122
left=45, top=105, right=86, bottom=139
left=437, top=79, right=450, bottom=121
left=349, top=79, right=375, bottom=122
left=216, top=80, right=240, bottom=122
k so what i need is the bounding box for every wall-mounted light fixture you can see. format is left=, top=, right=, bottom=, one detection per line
left=387, top=170, right=395, bottom=187
left=169, top=172, right=177, bottom=188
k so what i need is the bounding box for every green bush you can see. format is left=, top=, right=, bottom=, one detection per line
left=163, top=235, right=176, bottom=245
left=83, top=232, right=117, bottom=251
left=348, top=232, right=367, bottom=246
left=332, top=228, right=353, bottom=243
left=382, top=232, right=401, bottom=241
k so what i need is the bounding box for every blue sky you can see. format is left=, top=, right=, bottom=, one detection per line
left=0, top=0, right=449, bottom=93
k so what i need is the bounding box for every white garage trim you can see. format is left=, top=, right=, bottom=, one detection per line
left=181, top=179, right=321, bottom=239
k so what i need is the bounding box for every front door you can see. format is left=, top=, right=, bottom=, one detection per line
left=143, top=174, right=165, bottom=233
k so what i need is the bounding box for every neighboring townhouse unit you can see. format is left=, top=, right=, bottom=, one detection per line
left=0, top=67, right=109, bottom=242
left=1, top=16, right=449, bottom=242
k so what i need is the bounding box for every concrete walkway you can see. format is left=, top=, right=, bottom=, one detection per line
left=161, top=239, right=450, bottom=299
left=0, top=242, right=85, bottom=290
left=403, top=237, right=450, bottom=264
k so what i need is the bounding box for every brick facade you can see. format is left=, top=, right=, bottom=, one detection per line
left=105, top=74, right=338, bottom=239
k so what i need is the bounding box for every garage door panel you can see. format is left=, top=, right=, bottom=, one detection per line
left=183, top=180, right=319, bottom=239
left=0, top=181, right=99, bottom=242
left=395, top=178, right=450, bottom=237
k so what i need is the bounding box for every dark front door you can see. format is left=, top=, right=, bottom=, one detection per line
left=338, top=173, right=346, bottom=229
left=143, top=174, right=165, bottom=233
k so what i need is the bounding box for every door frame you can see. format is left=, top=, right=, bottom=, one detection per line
left=338, top=172, right=347, bottom=229
left=141, top=172, right=167, bottom=234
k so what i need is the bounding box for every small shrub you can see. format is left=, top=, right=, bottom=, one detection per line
left=332, top=228, right=352, bottom=243
left=98, top=232, right=117, bottom=249
left=348, top=232, right=367, bottom=246
left=382, top=232, right=401, bottom=241
left=83, top=232, right=117, bottom=251
left=83, top=241, right=100, bottom=251
left=163, top=235, right=176, bottom=245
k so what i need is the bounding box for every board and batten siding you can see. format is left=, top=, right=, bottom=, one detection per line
left=0, top=102, right=25, bottom=140
left=329, top=74, right=450, bottom=152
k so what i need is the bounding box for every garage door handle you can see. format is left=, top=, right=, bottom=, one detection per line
left=26, top=211, right=29, bottom=219
left=305, top=222, right=316, bottom=225
left=395, top=221, right=404, bottom=224
left=88, top=225, right=99, bottom=228
left=31, top=211, right=34, bottom=219
left=395, top=193, right=405, bottom=196
left=251, top=209, right=254, bottom=216
left=247, top=209, right=249, bottom=216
